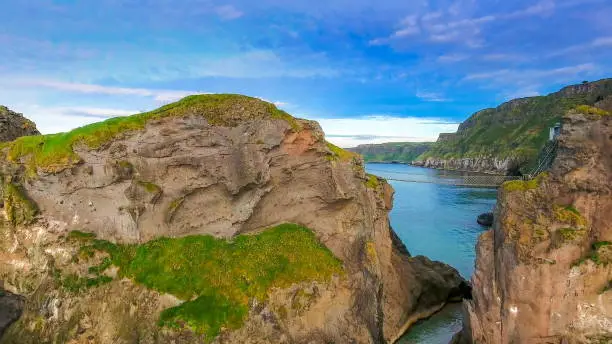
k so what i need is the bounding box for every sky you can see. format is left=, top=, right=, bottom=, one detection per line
left=1, top=0, right=611, bottom=147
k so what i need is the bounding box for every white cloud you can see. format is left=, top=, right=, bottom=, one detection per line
left=9, top=104, right=140, bottom=134
left=15, top=79, right=199, bottom=102
left=548, top=36, right=612, bottom=57
left=437, top=53, right=470, bottom=63
left=463, top=63, right=596, bottom=87
left=215, top=5, right=244, bottom=20
left=370, top=0, right=561, bottom=47
left=481, top=53, right=527, bottom=61
left=311, top=115, right=460, bottom=148
left=416, top=90, right=451, bottom=102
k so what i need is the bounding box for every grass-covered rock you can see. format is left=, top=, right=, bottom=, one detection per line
left=1, top=94, right=300, bottom=174
left=72, top=223, right=343, bottom=340
left=3, top=182, right=38, bottom=225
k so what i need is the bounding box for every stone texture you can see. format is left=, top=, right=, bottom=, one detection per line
left=0, top=106, right=39, bottom=142
left=0, top=105, right=469, bottom=343
left=458, top=111, right=612, bottom=344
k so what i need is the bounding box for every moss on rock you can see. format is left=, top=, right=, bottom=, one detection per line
left=365, top=174, right=380, bottom=189
left=3, top=182, right=38, bottom=225
left=553, top=205, right=587, bottom=228
left=69, top=223, right=343, bottom=340
left=326, top=142, right=358, bottom=162
left=502, top=173, right=548, bottom=192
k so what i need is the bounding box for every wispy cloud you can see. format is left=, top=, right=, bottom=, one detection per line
left=463, top=63, right=596, bottom=85
left=7, top=104, right=140, bottom=134
left=416, top=90, right=451, bottom=102
left=370, top=0, right=562, bottom=47
left=437, top=53, right=470, bottom=63
left=215, top=5, right=243, bottom=20
left=312, top=115, right=460, bottom=147
left=547, top=36, right=612, bottom=57
left=16, top=79, right=200, bottom=102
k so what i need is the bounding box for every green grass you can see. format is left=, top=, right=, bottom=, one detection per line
left=554, top=204, right=587, bottom=228
left=415, top=79, right=612, bottom=172
left=72, top=223, right=343, bottom=340
left=502, top=172, right=548, bottom=192
left=59, top=274, right=113, bottom=293
left=575, top=105, right=610, bottom=116
left=326, top=142, right=357, bottom=162
left=68, top=230, right=96, bottom=241
left=3, top=183, right=38, bottom=225
left=572, top=241, right=612, bottom=267
left=365, top=174, right=380, bottom=189
left=557, top=228, right=586, bottom=242
left=2, top=94, right=301, bottom=174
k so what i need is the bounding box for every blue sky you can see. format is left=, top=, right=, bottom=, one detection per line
left=1, top=0, right=611, bottom=147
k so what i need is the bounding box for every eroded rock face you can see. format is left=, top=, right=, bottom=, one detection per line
left=0, top=106, right=39, bottom=142
left=459, top=111, right=612, bottom=344
left=0, top=101, right=468, bottom=343
left=416, top=156, right=518, bottom=175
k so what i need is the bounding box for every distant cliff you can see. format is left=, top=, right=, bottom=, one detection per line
left=348, top=142, right=433, bottom=164
left=455, top=106, right=612, bottom=343
left=415, top=78, right=612, bottom=174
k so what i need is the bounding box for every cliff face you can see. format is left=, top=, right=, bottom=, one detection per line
left=413, top=156, right=518, bottom=175
left=348, top=142, right=433, bottom=164
left=0, top=106, right=40, bottom=142
left=417, top=78, right=612, bottom=175
left=0, top=95, right=468, bottom=344
left=459, top=109, right=612, bottom=343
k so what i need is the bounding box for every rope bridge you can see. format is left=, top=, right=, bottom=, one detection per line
left=383, top=175, right=523, bottom=188
left=368, top=140, right=558, bottom=188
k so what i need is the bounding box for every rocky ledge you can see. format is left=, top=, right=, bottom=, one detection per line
left=0, top=106, right=39, bottom=142
left=457, top=106, right=612, bottom=343
left=0, top=95, right=468, bottom=344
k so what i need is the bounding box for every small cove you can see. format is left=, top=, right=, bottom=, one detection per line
left=365, top=163, right=497, bottom=344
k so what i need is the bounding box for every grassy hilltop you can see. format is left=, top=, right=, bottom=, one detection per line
left=417, top=78, right=612, bottom=170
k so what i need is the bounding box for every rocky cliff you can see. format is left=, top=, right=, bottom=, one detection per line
left=457, top=106, right=612, bottom=343
left=348, top=142, right=433, bottom=164
left=0, top=106, right=39, bottom=142
left=0, top=95, right=468, bottom=344
left=416, top=79, right=612, bottom=175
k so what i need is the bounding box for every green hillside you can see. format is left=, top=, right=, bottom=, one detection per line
left=418, top=78, right=612, bottom=170
left=348, top=142, right=433, bottom=163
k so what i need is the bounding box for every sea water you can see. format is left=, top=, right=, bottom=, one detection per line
left=365, top=163, right=497, bottom=344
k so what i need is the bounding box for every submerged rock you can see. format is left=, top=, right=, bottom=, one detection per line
left=0, top=95, right=468, bottom=344
left=476, top=212, right=494, bottom=227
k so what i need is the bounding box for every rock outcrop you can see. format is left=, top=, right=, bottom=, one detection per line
left=413, top=156, right=519, bottom=175
left=0, top=95, right=468, bottom=343
left=0, top=106, right=39, bottom=142
left=458, top=108, right=612, bottom=343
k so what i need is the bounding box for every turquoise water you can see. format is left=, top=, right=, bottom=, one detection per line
left=365, top=163, right=497, bottom=344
